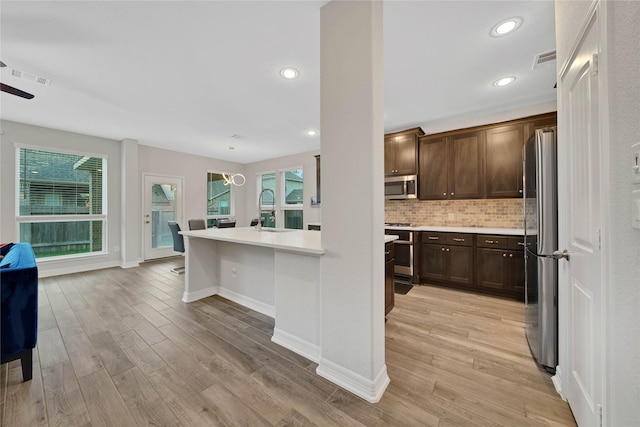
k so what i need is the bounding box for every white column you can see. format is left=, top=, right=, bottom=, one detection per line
left=120, top=138, right=140, bottom=268
left=318, top=0, right=388, bottom=402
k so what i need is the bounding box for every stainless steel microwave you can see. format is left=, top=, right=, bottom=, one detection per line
left=385, top=175, right=417, bottom=200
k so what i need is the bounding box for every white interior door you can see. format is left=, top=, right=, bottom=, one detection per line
left=558, top=11, right=604, bottom=427
left=143, top=174, right=183, bottom=260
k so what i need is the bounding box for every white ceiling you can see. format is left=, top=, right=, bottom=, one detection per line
left=0, top=1, right=556, bottom=164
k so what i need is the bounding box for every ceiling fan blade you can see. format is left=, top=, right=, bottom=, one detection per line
left=1, top=82, right=35, bottom=99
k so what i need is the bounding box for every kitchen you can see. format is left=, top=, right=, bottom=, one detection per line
left=3, top=1, right=636, bottom=426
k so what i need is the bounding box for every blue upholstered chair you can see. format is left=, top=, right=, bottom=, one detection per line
left=1, top=243, right=38, bottom=382
left=167, top=221, right=185, bottom=274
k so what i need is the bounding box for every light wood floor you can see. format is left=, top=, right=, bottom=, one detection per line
left=1, top=258, right=576, bottom=426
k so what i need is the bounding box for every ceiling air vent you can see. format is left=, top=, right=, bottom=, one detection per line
left=11, top=68, right=51, bottom=86
left=532, top=50, right=556, bottom=69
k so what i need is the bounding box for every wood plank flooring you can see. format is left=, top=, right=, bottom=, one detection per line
left=1, top=258, right=576, bottom=426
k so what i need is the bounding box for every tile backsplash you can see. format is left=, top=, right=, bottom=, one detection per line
left=385, top=199, right=524, bottom=228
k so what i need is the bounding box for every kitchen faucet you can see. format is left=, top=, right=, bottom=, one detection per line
left=256, top=188, right=276, bottom=231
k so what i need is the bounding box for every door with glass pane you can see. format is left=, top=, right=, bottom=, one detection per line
left=143, top=175, right=183, bottom=260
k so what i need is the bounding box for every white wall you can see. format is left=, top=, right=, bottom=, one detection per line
left=418, top=100, right=557, bottom=135
left=242, top=149, right=321, bottom=228
left=0, top=120, right=123, bottom=276
left=556, top=1, right=640, bottom=424
left=604, top=1, right=640, bottom=424
left=138, top=145, right=247, bottom=229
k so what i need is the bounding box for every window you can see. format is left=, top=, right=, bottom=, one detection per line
left=16, top=147, right=106, bottom=259
left=207, top=172, right=234, bottom=220
left=258, top=172, right=276, bottom=228
left=257, top=168, right=304, bottom=229
left=282, top=168, right=304, bottom=229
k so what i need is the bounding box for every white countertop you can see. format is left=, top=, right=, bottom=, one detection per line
left=384, top=225, right=524, bottom=235
left=385, top=234, right=399, bottom=243
left=181, top=227, right=325, bottom=255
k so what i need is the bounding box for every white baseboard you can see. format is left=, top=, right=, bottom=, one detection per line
left=182, top=286, right=218, bottom=303
left=552, top=365, right=566, bottom=400
left=272, top=328, right=320, bottom=363
left=216, top=287, right=275, bottom=318
left=316, top=358, right=390, bottom=403
left=120, top=261, right=140, bottom=269
left=38, top=260, right=120, bottom=278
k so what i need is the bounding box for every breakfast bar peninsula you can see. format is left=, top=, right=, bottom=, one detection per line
left=179, top=227, right=324, bottom=361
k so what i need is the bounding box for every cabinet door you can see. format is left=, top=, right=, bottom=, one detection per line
left=385, top=257, right=395, bottom=315
left=476, top=248, right=508, bottom=290
left=449, top=131, right=483, bottom=199
left=446, top=246, right=474, bottom=285
left=485, top=124, right=524, bottom=198
left=418, top=136, right=448, bottom=199
left=508, top=250, right=525, bottom=298
left=393, top=134, right=417, bottom=175
left=384, top=137, right=398, bottom=176
left=420, top=243, right=447, bottom=282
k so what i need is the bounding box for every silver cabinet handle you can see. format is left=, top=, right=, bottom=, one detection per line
left=428, top=236, right=439, bottom=240
left=441, top=247, right=445, bottom=251
left=485, top=239, right=497, bottom=244
left=517, top=242, right=526, bottom=246
left=552, top=249, right=571, bottom=261
left=452, top=238, right=464, bottom=242
left=509, top=254, right=513, bottom=258
left=446, top=248, right=450, bottom=252
left=385, top=251, right=391, bottom=255
left=451, top=192, right=454, bottom=196
left=443, top=192, right=447, bottom=196
left=503, top=253, right=507, bottom=257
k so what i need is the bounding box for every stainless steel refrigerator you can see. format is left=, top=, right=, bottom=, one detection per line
left=523, top=127, right=558, bottom=374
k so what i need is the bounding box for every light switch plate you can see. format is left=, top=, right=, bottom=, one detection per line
left=633, top=189, right=640, bottom=230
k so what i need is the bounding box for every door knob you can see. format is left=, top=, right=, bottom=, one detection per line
left=552, top=249, right=571, bottom=261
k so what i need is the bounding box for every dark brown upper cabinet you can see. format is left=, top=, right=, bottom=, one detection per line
left=415, top=112, right=556, bottom=200
left=384, top=127, right=424, bottom=176
left=418, top=135, right=448, bottom=199
left=418, top=130, right=483, bottom=200
left=485, top=124, right=524, bottom=198
left=449, top=131, right=484, bottom=199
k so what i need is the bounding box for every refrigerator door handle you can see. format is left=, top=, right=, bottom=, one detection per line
left=551, top=249, right=571, bottom=261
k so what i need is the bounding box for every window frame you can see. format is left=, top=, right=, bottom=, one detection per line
left=206, top=171, right=236, bottom=220
left=280, top=166, right=304, bottom=230
left=15, top=144, right=108, bottom=261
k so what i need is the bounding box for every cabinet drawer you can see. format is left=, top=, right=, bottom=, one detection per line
left=509, top=236, right=527, bottom=251
left=421, top=232, right=448, bottom=243
left=446, top=233, right=473, bottom=246
left=477, top=235, right=525, bottom=250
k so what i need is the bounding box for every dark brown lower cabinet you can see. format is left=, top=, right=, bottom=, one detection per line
left=419, top=232, right=525, bottom=300
left=419, top=232, right=474, bottom=287
left=476, top=248, right=524, bottom=299
left=385, top=241, right=395, bottom=316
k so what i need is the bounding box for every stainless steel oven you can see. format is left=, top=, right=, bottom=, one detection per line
left=385, top=225, right=414, bottom=282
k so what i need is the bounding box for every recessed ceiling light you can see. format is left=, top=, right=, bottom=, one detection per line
left=280, top=67, right=299, bottom=79
left=490, top=17, right=522, bottom=37
left=306, top=130, right=317, bottom=136
left=493, top=76, right=516, bottom=87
